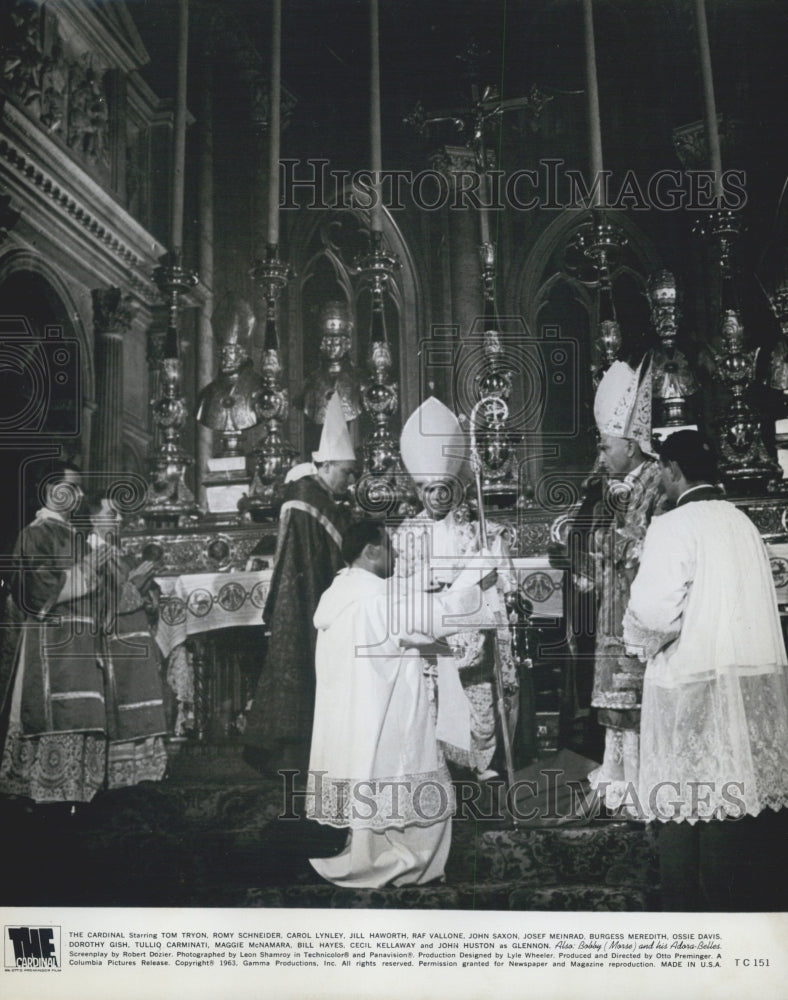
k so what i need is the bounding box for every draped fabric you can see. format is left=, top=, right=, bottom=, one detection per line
left=583, top=459, right=665, bottom=812
left=95, top=543, right=168, bottom=747
left=0, top=511, right=167, bottom=803
left=391, top=508, right=518, bottom=774
left=243, top=475, right=351, bottom=776
left=310, top=821, right=452, bottom=889
left=589, top=459, right=665, bottom=717
left=306, top=566, right=497, bottom=887
left=623, top=498, right=788, bottom=823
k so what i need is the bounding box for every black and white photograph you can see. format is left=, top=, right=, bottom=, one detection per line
left=0, top=0, right=787, bottom=997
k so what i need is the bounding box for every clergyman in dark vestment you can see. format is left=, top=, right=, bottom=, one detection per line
left=243, top=391, right=356, bottom=777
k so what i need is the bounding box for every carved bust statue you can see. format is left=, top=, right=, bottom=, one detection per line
left=303, top=300, right=362, bottom=425
left=196, top=300, right=264, bottom=455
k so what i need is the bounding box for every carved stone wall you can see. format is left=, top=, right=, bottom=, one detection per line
left=0, top=0, right=166, bottom=487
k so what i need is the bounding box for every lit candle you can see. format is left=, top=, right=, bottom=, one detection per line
left=267, top=0, right=282, bottom=246
left=370, top=0, right=383, bottom=232
left=583, top=0, right=604, bottom=209
left=695, top=0, right=723, bottom=203
left=171, top=0, right=189, bottom=254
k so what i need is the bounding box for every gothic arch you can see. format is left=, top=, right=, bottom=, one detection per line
left=505, top=210, right=663, bottom=475
left=286, top=198, right=427, bottom=449
left=506, top=209, right=663, bottom=329
left=0, top=247, right=95, bottom=412
left=0, top=248, right=97, bottom=551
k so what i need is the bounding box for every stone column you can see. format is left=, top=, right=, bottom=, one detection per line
left=90, top=287, right=135, bottom=475
left=431, top=145, right=484, bottom=341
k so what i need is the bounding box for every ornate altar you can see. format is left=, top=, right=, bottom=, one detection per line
left=121, top=520, right=278, bottom=743
left=154, top=569, right=272, bottom=740
left=121, top=511, right=570, bottom=753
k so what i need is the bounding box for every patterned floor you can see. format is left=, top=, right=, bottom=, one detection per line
left=0, top=757, right=659, bottom=910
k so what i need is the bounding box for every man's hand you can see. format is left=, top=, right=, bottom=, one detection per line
left=479, top=569, right=498, bottom=591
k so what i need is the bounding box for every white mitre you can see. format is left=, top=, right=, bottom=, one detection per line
left=593, top=357, right=656, bottom=457
left=400, top=396, right=470, bottom=484
left=312, top=391, right=355, bottom=463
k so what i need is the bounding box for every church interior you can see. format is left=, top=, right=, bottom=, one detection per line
left=1, top=0, right=788, bottom=911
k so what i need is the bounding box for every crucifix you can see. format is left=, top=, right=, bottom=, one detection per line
left=405, top=46, right=552, bottom=500
left=405, top=42, right=552, bottom=285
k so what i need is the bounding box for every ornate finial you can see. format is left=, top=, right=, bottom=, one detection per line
left=241, top=244, right=297, bottom=518
left=143, top=252, right=200, bottom=525
left=712, top=308, right=777, bottom=492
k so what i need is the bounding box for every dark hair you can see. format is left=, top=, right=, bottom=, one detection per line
left=658, top=430, right=718, bottom=483
left=36, top=459, right=81, bottom=495
left=341, top=518, right=386, bottom=565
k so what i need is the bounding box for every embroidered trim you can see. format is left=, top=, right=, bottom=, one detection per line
left=279, top=500, right=343, bottom=551
left=305, top=767, right=455, bottom=830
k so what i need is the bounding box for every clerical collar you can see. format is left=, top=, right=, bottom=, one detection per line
left=33, top=507, right=70, bottom=525
left=676, top=483, right=722, bottom=507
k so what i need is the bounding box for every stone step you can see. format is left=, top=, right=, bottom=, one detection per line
left=1, top=758, right=659, bottom=910
left=240, top=882, right=653, bottom=911
left=468, top=823, right=657, bottom=889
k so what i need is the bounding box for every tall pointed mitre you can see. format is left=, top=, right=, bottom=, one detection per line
left=312, top=391, right=355, bottom=462
left=593, top=356, right=656, bottom=457
left=400, top=396, right=470, bottom=483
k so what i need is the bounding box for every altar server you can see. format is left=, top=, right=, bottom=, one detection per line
left=307, top=518, right=498, bottom=887
left=624, top=430, right=788, bottom=908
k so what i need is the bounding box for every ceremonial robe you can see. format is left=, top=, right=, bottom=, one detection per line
left=585, top=459, right=664, bottom=807
left=392, top=508, right=518, bottom=773
left=623, top=493, right=788, bottom=823
left=307, top=566, right=496, bottom=887
left=243, top=474, right=351, bottom=775
left=0, top=510, right=167, bottom=803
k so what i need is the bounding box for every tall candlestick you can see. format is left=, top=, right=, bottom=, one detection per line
left=370, top=0, right=383, bottom=232
left=695, top=0, right=723, bottom=203
left=267, top=0, right=282, bottom=245
left=171, top=0, right=189, bottom=254
left=583, top=0, right=604, bottom=208
left=479, top=174, right=490, bottom=245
